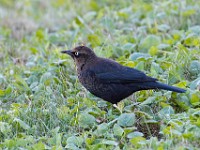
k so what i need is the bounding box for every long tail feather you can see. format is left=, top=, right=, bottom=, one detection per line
left=153, top=82, right=186, bottom=93
left=140, top=82, right=186, bottom=93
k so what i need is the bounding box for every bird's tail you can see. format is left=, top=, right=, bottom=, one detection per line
left=143, top=82, right=186, bottom=93
left=154, top=82, right=186, bottom=93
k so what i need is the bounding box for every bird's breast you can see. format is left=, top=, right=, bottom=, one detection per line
left=78, top=70, right=105, bottom=93
left=78, top=71, right=96, bottom=88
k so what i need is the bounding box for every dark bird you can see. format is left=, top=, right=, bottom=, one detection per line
left=61, top=46, right=186, bottom=104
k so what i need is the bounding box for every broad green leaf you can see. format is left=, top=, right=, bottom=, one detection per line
left=122, top=43, right=136, bottom=51
left=113, top=123, right=124, bottom=136
left=0, top=89, right=5, bottom=97
left=0, top=122, right=11, bottom=134
left=89, top=0, right=99, bottom=11
left=140, top=96, right=156, bottom=105
left=78, top=113, right=96, bottom=128
left=102, top=139, right=118, bottom=146
left=74, top=16, right=84, bottom=26
left=175, top=95, right=191, bottom=110
left=135, top=61, right=144, bottom=71
left=139, top=35, right=161, bottom=52
left=5, top=86, right=12, bottom=95
left=40, top=72, right=53, bottom=83
left=182, top=9, right=196, bottom=17
left=190, top=92, right=200, bottom=106
left=32, top=141, right=46, bottom=150
left=158, top=106, right=174, bottom=118
left=36, top=29, right=45, bottom=40
left=14, top=76, right=30, bottom=91
left=157, top=24, right=170, bottom=32
left=189, top=25, right=200, bottom=35
left=129, top=52, right=151, bottom=61
left=157, top=43, right=170, bottom=50
left=150, top=62, right=163, bottom=76
left=190, top=76, right=200, bottom=90
left=117, top=11, right=129, bottom=19
left=130, top=137, right=146, bottom=146
left=84, top=11, right=97, bottom=22
left=117, top=113, right=135, bottom=127
left=96, top=123, right=108, bottom=135
left=88, top=34, right=101, bottom=47
left=0, top=74, right=6, bottom=84
left=189, top=60, right=200, bottom=76
left=173, top=81, right=187, bottom=88
left=127, top=131, right=144, bottom=139
left=85, top=136, right=95, bottom=146
left=149, top=46, right=158, bottom=56
left=66, top=136, right=84, bottom=148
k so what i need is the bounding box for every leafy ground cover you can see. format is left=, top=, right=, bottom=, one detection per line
left=0, top=0, right=200, bottom=149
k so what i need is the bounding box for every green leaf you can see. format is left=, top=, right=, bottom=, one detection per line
left=150, top=62, right=163, bottom=76
left=40, top=72, right=53, bottom=83
left=139, top=35, right=161, bottom=52
left=189, top=25, right=200, bottom=35
left=175, top=95, right=191, bottom=110
left=0, top=122, right=11, bottom=134
left=129, top=52, right=151, bottom=61
left=149, top=46, right=158, bottom=56
left=130, top=136, right=146, bottom=146
left=74, top=16, right=84, bottom=26
left=78, top=113, right=96, bottom=128
left=173, top=81, right=187, bottom=88
left=189, top=60, right=200, bottom=76
left=135, top=61, right=145, bottom=71
left=140, top=96, right=156, bottom=105
left=13, top=118, right=30, bottom=130
left=190, top=92, right=200, bottom=106
left=158, top=106, right=174, bottom=118
left=0, top=74, right=6, bottom=84
left=88, top=34, right=101, bottom=47
left=127, top=131, right=144, bottom=139
left=14, top=76, right=30, bottom=92
left=85, top=136, right=95, bottom=146
left=5, top=86, right=12, bottom=95
left=102, top=139, right=118, bottom=146
left=36, top=29, right=45, bottom=40
left=157, top=24, right=170, bottom=32
left=122, top=43, right=136, bottom=51
left=0, top=89, right=5, bottom=97
left=157, top=43, right=170, bottom=50
left=182, top=9, right=196, bottom=17
left=190, top=76, right=200, bottom=90
left=89, top=1, right=99, bottom=11
left=117, top=113, right=135, bottom=127
left=96, top=123, right=108, bottom=135
left=113, top=123, right=124, bottom=136
left=66, top=136, right=84, bottom=149
left=32, top=141, right=46, bottom=150
left=84, top=11, right=97, bottom=22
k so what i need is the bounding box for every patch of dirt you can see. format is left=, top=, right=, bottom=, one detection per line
left=136, top=119, right=162, bottom=139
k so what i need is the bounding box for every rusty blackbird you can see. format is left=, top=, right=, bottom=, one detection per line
left=61, top=46, right=186, bottom=104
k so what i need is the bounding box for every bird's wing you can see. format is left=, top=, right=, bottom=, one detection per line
left=95, top=67, right=157, bottom=84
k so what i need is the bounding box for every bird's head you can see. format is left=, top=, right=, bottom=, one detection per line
left=61, top=46, right=96, bottom=69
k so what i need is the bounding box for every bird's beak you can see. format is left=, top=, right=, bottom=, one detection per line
left=61, top=50, right=73, bottom=57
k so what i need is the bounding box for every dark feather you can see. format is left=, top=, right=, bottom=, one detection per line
left=96, top=67, right=157, bottom=84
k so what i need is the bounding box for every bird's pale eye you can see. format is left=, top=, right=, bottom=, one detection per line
left=74, top=51, right=79, bottom=57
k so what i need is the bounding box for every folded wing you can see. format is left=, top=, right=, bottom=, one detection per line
left=96, top=67, right=157, bottom=84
